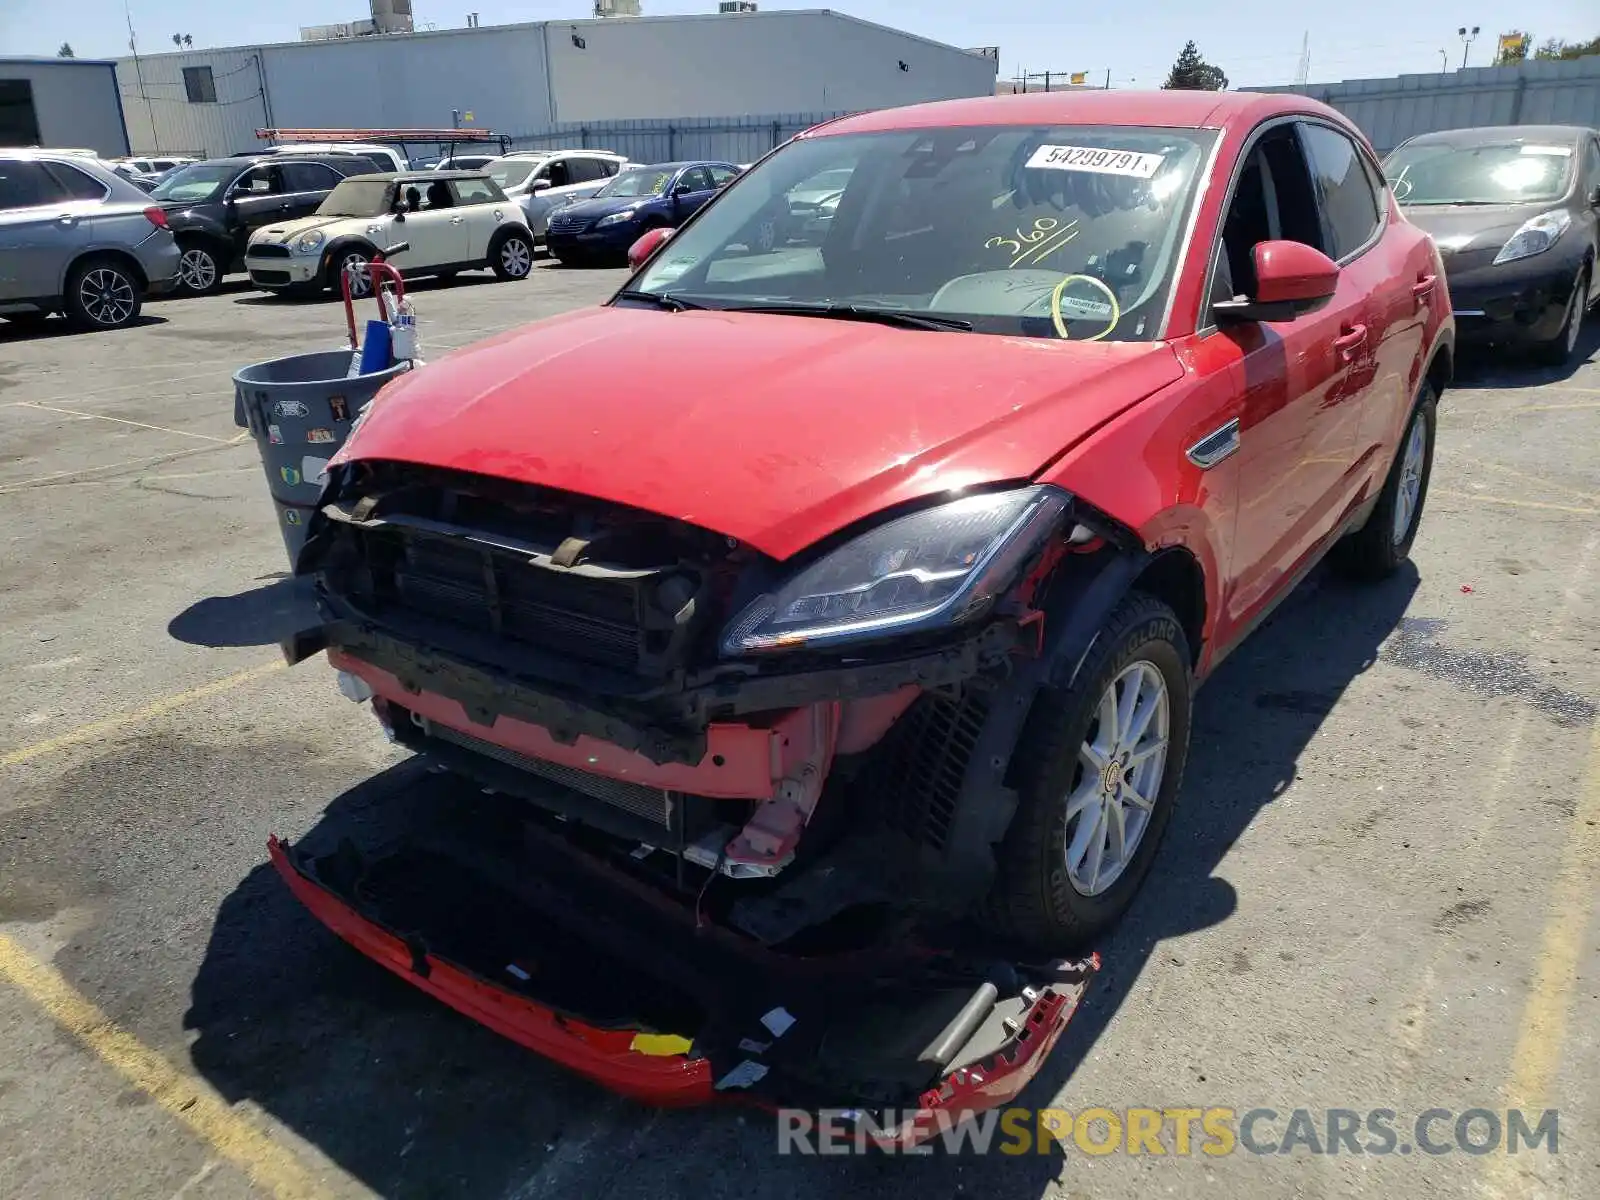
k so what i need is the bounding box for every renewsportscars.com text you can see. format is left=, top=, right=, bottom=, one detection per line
left=776, top=1107, right=1560, bottom=1157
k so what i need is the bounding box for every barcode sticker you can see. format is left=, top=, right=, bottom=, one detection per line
left=1025, top=145, right=1165, bottom=178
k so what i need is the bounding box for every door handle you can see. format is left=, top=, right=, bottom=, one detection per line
left=1333, top=324, right=1367, bottom=358
left=56, top=214, right=77, bottom=226
left=1411, top=273, right=1437, bottom=298
left=450, top=216, right=464, bottom=224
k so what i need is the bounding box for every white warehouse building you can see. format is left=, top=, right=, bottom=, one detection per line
left=114, top=9, right=999, bottom=159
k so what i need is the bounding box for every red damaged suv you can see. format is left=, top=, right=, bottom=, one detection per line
left=273, top=90, right=1451, bottom=1137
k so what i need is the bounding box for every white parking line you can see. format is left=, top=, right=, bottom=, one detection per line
left=11, top=401, right=231, bottom=443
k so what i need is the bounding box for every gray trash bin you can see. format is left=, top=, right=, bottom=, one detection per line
left=233, top=349, right=411, bottom=565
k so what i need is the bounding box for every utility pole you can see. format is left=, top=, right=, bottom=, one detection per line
left=1294, top=31, right=1310, bottom=87
left=1104, top=68, right=1111, bottom=89
left=124, top=2, right=160, bottom=152
left=1439, top=48, right=1449, bottom=74
left=1458, top=25, right=1480, bottom=70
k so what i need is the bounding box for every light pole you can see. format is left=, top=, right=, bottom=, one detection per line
left=1439, top=48, right=1449, bottom=74
left=1458, top=25, right=1480, bottom=69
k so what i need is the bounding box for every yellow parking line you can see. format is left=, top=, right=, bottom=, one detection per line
left=0, top=662, right=284, bottom=769
left=1482, top=723, right=1600, bottom=1197
left=0, top=934, right=332, bottom=1200
left=11, top=401, right=231, bottom=443
left=1432, top=489, right=1599, bottom=517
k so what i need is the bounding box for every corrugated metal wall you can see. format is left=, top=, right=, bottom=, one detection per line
left=115, top=13, right=996, bottom=158
left=0, top=60, right=128, bottom=156
left=507, top=113, right=853, bottom=164
left=1256, top=55, right=1600, bottom=154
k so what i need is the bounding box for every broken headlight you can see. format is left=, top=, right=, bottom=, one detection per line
left=719, top=485, right=1069, bottom=655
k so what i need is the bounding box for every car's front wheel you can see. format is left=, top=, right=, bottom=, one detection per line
left=1535, top=267, right=1589, bottom=366
left=490, top=230, right=534, bottom=280
left=984, top=592, right=1193, bottom=952
left=65, top=256, right=144, bottom=330
left=1332, top=380, right=1437, bottom=580
left=176, top=240, right=223, bottom=296
left=326, top=248, right=373, bottom=297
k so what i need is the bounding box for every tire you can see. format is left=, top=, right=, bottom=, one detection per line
left=983, top=592, right=1193, bottom=952
left=1332, top=380, right=1437, bottom=580
left=325, top=247, right=373, bottom=297
left=1533, top=267, right=1588, bottom=367
left=64, top=256, right=144, bottom=330
left=175, top=239, right=223, bottom=296
left=751, top=213, right=779, bottom=254
left=490, top=229, right=534, bottom=280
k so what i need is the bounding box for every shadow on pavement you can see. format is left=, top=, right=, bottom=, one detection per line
left=0, top=313, right=168, bottom=341
left=167, top=576, right=318, bottom=648
left=183, top=562, right=1417, bottom=1197
left=1449, top=316, right=1599, bottom=388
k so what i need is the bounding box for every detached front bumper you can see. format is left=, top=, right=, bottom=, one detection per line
left=269, top=780, right=1097, bottom=1143
left=1445, top=252, right=1584, bottom=345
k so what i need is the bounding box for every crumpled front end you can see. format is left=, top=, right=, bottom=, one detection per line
left=276, top=455, right=1117, bottom=1119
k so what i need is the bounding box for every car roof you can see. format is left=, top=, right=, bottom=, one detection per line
left=808, top=89, right=1337, bottom=138
left=629, top=160, right=733, bottom=171
left=1396, top=124, right=1596, bottom=148
left=344, top=170, right=491, bottom=183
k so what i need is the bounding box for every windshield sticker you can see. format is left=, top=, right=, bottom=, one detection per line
left=1026, top=145, right=1165, bottom=178
left=986, top=218, right=1080, bottom=268
left=1519, top=144, right=1573, bottom=156
left=1050, top=274, right=1121, bottom=341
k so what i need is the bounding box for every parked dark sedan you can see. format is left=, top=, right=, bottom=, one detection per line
left=545, top=160, right=740, bottom=265
left=1384, top=124, right=1600, bottom=364
left=148, top=154, right=385, bottom=295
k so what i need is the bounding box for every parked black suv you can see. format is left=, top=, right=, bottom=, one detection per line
left=147, top=154, right=385, bottom=295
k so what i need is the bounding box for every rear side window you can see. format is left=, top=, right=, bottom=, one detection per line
left=1299, top=123, right=1382, bottom=261
left=567, top=157, right=611, bottom=184
left=42, top=161, right=109, bottom=201
left=0, top=160, right=63, bottom=209
left=449, top=178, right=499, bottom=205
left=280, top=162, right=342, bottom=193
left=707, top=165, right=739, bottom=187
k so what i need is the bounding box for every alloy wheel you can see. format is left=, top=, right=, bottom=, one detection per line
left=1392, top=409, right=1427, bottom=545
left=178, top=248, right=217, bottom=292
left=77, top=267, right=137, bottom=327
left=342, top=255, right=372, bottom=298
left=1563, top=274, right=1587, bottom=357
left=500, top=237, right=532, bottom=277
left=1064, top=660, right=1170, bottom=896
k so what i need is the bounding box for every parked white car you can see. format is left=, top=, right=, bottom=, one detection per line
left=484, top=150, right=629, bottom=242
left=243, top=170, right=535, bottom=296
left=119, top=155, right=196, bottom=176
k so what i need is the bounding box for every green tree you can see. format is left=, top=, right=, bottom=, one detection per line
left=1493, top=31, right=1531, bottom=64
left=1163, top=41, right=1229, bottom=91
left=1534, top=34, right=1600, bottom=60
left=57, top=42, right=74, bottom=57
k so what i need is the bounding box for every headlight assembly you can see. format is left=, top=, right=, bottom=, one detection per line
left=597, top=209, right=639, bottom=227
left=294, top=229, right=326, bottom=253
left=719, top=486, right=1070, bottom=656
left=1492, top=210, right=1571, bottom=265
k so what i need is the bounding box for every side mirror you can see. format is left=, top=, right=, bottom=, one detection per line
left=391, top=209, right=406, bottom=222
left=1214, top=240, right=1340, bottom=324
left=529, top=178, right=552, bottom=192
left=627, top=225, right=673, bottom=270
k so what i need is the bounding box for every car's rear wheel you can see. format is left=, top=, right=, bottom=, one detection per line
left=1332, top=380, right=1437, bottom=580
left=1534, top=267, right=1588, bottom=366
left=983, top=592, right=1192, bottom=952
left=490, top=230, right=534, bottom=280
left=65, top=256, right=143, bottom=330
left=176, top=240, right=222, bottom=296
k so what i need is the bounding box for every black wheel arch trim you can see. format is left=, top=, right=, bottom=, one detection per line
left=63, top=248, right=148, bottom=295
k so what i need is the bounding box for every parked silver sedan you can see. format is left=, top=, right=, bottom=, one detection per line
left=0, top=150, right=181, bottom=331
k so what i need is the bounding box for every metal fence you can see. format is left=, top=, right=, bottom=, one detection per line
left=504, top=111, right=856, bottom=164
left=1255, top=54, right=1600, bottom=154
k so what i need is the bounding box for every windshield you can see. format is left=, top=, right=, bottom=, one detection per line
left=488, top=158, right=546, bottom=189
left=149, top=162, right=238, bottom=203
left=317, top=178, right=395, bottom=218
left=629, top=124, right=1215, bottom=342
left=1383, top=140, right=1576, bottom=205
left=598, top=168, right=672, bottom=199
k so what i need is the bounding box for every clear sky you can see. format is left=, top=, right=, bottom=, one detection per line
left=1, top=0, right=1594, bottom=88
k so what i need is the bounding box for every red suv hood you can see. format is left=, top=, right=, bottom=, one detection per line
left=339, top=306, right=1184, bottom=559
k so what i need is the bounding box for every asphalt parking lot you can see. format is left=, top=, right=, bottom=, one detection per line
left=1, top=267, right=1597, bottom=1200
